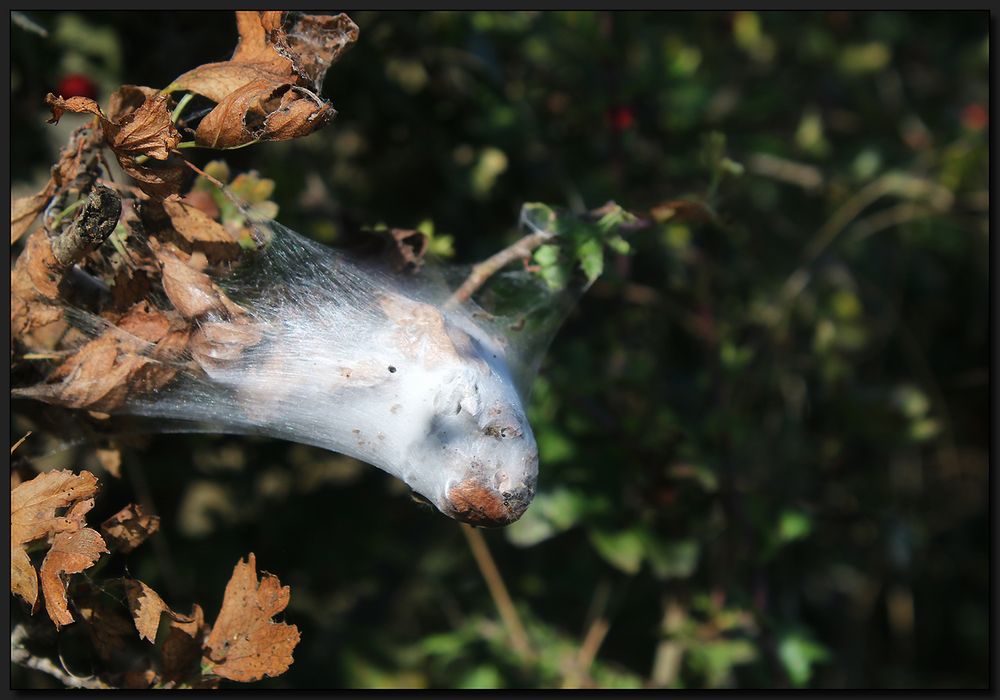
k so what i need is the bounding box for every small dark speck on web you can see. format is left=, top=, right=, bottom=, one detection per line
left=388, top=366, right=397, bottom=373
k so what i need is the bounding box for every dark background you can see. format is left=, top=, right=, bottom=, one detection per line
left=11, top=11, right=989, bottom=689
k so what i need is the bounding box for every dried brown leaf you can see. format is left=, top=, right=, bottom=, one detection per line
left=101, top=503, right=160, bottom=553
left=194, top=80, right=333, bottom=149
left=162, top=193, right=237, bottom=246
left=279, top=12, right=359, bottom=89
left=111, top=267, right=154, bottom=311
left=116, top=154, right=186, bottom=200
left=124, top=578, right=173, bottom=642
left=76, top=592, right=139, bottom=664
left=106, top=85, right=159, bottom=123
left=173, top=12, right=355, bottom=149
left=116, top=301, right=172, bottom=343
left=11, top=179, right=57, bottom=244
left=23, top=335, right=150, bottom=411
left=45, top=94, right=105, bottom=124
left=124, top=578, right=208, bottom=684
left=103, top=92, right=181, bottom=161
left=204, top=553, right=300, bottom=682
left=174, top=11, right=356, bottom=100
left=190, top=320, right=263, bottom=369
left=155, top=247, right=227, bottom=319
left=257, top=85, right=335, bottom=142
left=46, top=90, right=184, bottom=198
left=39, top=527, right=108, bottom=628
left=11, top=470, right=99, bottom=556
left=160, top=603, right=206, bottom=683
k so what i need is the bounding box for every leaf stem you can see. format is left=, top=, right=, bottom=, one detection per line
left=170, top=93, right=195, bottom=124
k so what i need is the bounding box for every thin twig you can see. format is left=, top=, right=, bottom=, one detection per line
left=11, top=431, right=32, bottom=455
left=178, top=157, right=227, bottom=190
left=460, top=523, right=534, bottom=661
left=846, top=202, right=935, bottom=244
left=448, top=230, right=555, bottom=306
left=649, top=595, right=686, bottom=688
left=10, top=624, right=113, bottom=689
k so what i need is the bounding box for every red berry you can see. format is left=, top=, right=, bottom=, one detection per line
left=961, top=103, right=987, bottom=131
left=57, top=74, right=98, bottom=100
left=607, top=105, right=635, bottom=132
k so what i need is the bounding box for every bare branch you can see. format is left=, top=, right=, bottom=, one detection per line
left=448, top=229, right=555, bottom=306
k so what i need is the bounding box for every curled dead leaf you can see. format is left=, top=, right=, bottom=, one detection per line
left=39, top=527, right=108, bottom=628
left=45, top=90, right=185, bottom=199
left=16, top=335, right=147, bottom=411
left=13, top=331, right=180, bottom=412
left=162, top=194, right=234, bottom=244
left=156, top=247, right=229, bottom=319
left=116, top=301, right=172, bottom=344
left=190, top=320, right=263, bottom=369
left=172, top=11, right=356, bottom=149
left=173, top=11, right=358, bottom=99
left=103, top=92, right=180, bottom=161
left=45, top=94, right=105, bottom=124
left=106, top=85, right=160, bottom=124
left=101, top=503, right=160, bottom=553
left=11, top=179, right=57, bottom=244
left=193, top=80, right=334, bottom=149
left=204, top=553, right=300, bottom=682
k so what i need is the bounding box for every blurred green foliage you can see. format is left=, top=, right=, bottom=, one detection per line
left=11, top=10, right=988, bottom=689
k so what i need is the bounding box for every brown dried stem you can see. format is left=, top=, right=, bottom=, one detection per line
left=448, top=229, right=555, bottom=306
left=49, top=185, right=122, bottom=269
left=460, top=523, right=534, bottom=661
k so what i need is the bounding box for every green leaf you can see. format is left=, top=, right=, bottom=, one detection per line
left=506, top=487, right=600, bottom=547
left=457, top=665, right=503, bottom=689
left=645, top=537, right=700, bottom=580
left=521, top=202, right=557, bottom=234
left=778, top=631, right=830, bottom=687
left=533, top=243, right=560, bottom=267
left=589, top=528, right=645, bottom=575
left=606, top=234, right=631, bottom=255
left=577, top=237, right=604, bottom=283
left=777, top=510, right=812, bottom=544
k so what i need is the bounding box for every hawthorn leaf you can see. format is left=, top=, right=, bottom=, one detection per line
left=204, top=553, right=300, bottom=682
left=101, top=503, right=160, bottom=554
left=39, top=527, right=108, bottom=628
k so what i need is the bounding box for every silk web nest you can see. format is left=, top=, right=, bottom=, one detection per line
left=12, top=180, right=603, bottom=526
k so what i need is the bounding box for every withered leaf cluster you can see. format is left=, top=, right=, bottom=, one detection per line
left=10, top=469, right=107, bottom=627
left=171, top=11, right=357, bottom=148
left=10, top=464, right=299, bottom=688
left=12, top=11, right=356, bottom=417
